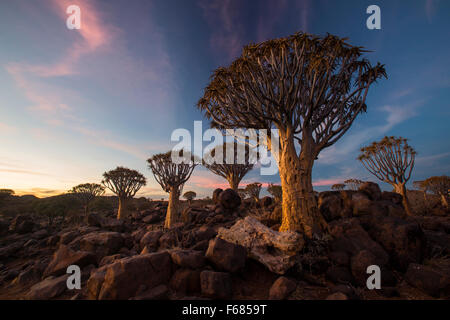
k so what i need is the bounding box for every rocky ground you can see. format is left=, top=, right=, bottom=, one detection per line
left=0, top=183, right=449, bottom=300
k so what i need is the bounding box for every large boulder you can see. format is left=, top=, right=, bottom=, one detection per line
left=212, top=188, right=223, bottom=204
left=96, top=252, right=173, bottom=300
left=140, top=230, right=163, bottom=252
left=217, top=217, right=304, bottom=274
left=364, top=216, right=425, bottom=271
left=219, top=189, right=241, bottom=211
left=358, top=182, right=382, bottom=201
left=170, top=269, right=201, bottom=295
left=44, top=245, right=97, bottom=277
left=70, top=232, right=124, bottom=260
left=205, top=238, right=246, bottom=272
left=169, top=249, right=206, bottom=269
left=318, top=191, right=345, bottom=221
left=27, top=275, right=68, bottom=300
left=200, top=271, right=232, bottom=299
left=269, top=277, right=297, bottom=300
left=405, top=264, right=450, bottom=298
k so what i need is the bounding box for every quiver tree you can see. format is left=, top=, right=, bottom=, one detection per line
left=413, top=180, right=428, bottom=202
left=331, top=183, right=346, bottom=191
left=237, top=188, right=248, bottom=199
left=344, top=179, right=364, bottom=191
left=69, top=183, right=105, bottom=216
left=422, top=176, right=450, bottom=208
left=267, top=183, right=282, bottom=202
left=358, top=136, right=415, bottom=216
left=203, top=142, right=255, bottom=191
left=148, top=151, right=197, bottom=228
left=197, top=32, right=386, bottom=237
left=245, top=182, right=262, bottom=204
left=102, top=167, right=146, bottom=220
left=183, top=191, right=197, bottom=205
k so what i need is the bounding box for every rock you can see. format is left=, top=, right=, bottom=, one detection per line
left=100, top=218, right=125, bottom=232
left=365, top=216, right=424, bottom=271
left=351, top=192, right=372, bottom=216
left=170, top=269, right=201, bottom=295
left=326, top=266, right=356, bottom=285
left=219, top=189, right=241, bottom=211
left=158, top=228, right=183, bottom=249
left=424, top=231, right=450, bottom=257
left=212, top=188, right=223, bottom=204
left=217, top=217, right=304, bottom=274
left=87, top=266, right=108, bottom=300
left=169, top=249, right=206, bottom=269
left=9, top=215, right=34, bottom=234
left=329, top=251, right=350, bottom=266
left=97, top=252, right=173, bottom=300
left=12, top=266, right=41, bottom=286
left=44, top=245, right=96, bottom=278
left=99, top=254, right=128, bottom=267
left=32, top=229, right=48, bottom=240
left=59, top=231, right=79, bottom=245
left=131, top=284, right=169, bottom=300
left=358, top=182, right=382, bottom=201
left=326, top=292, right=348, bottom=300
left=142, top=213, right=161, bottom=224
left=329, top=219, right=389, bottom=264
left=405, top=264, right=450, bottom=297
left=0, top=241, right=25, bottom=259
left=330, top=284, right=358, bottom=300
left=140, top=230, right=163, bottom=251
left=260, top=196, right=273, bottom=208
left=72, top=232, right=124, bottom=260
left=269, top=277, right=297, bottom=300
left=206, top=238, right=246, bottom=273
left=87, top=213, right=103, bottom=227
left=200, top=271, right=232, bottom=299
left=381, top=191, right=403, bottom=205
left=318, top=192, right=344, bottom=222
left=27, top=275, right=68, bottom=299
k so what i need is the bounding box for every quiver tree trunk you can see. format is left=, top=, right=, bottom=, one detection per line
left=117, top=197, right=129, bottom=220
left=278, top=128, right=327, bottom=238
left=393, top=183, right=414, bottom=216
left=165, top=186, right=181, bottom=229
left=440, top=193, right=449, bottom=208
left=227, top=175, right=239, bottom=191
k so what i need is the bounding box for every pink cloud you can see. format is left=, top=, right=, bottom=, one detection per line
left=312, top=178, right=343, bottom=187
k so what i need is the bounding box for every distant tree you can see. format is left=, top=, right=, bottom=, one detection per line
left=0, top=189, right=14, bottom=205
left=413, top=180, right=428, bottom=202
left=344, top=179, right=364, bottom=191
left=331, top=183, right=346, bottom=191
left=148, top=151, right=197, bottom=228
left=183, top=191, right=197, bottom=205
left=422, top=175, right=450, bottom=208
left=267, top=183, right=282, bottom=203
left=69, top=183, right=105, bottom=216
left=197, top=32, right=386, bottom=237
left=245, top=183, right=262, bottom=204
left=102, top=167, right=146, bottom=220
left=203, top=142, right=254, bottom=191
left=34, top=195, right=76, bottom=227
left=358, top=136, right=415, bottom=216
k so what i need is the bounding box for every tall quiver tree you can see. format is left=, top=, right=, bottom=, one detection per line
left=69, top=183, right=105, bottom=216
left=148, top=151, right=197, bottom=229
left=203, top=142, right=254, bottom=191
left=358, top=136, right=415, bottom=216
left=197, top=32, right=386, bottom=237
left=102, top=167, right=146, bottom=220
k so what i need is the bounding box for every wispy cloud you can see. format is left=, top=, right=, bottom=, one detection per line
left=318, top=101, right=423, bottom=165
left=425, top=0, right=440, bottom=23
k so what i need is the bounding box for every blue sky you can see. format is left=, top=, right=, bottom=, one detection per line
left=0, top=0, right=449, bottom=198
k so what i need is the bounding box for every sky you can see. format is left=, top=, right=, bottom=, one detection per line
left=0, top=0, right=449, bottom=199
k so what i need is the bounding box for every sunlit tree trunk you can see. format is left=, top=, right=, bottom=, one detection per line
left=227, top=175, right=239, bottom=191
left=393, top=183, right=414, bottom=216
left=440, top=193, right=449, bottom=208
left=165, top=186, right=180, bottom=229
left=278, top=128, right=327, bottom=238
left=117, top=197, right=129, bottom=220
